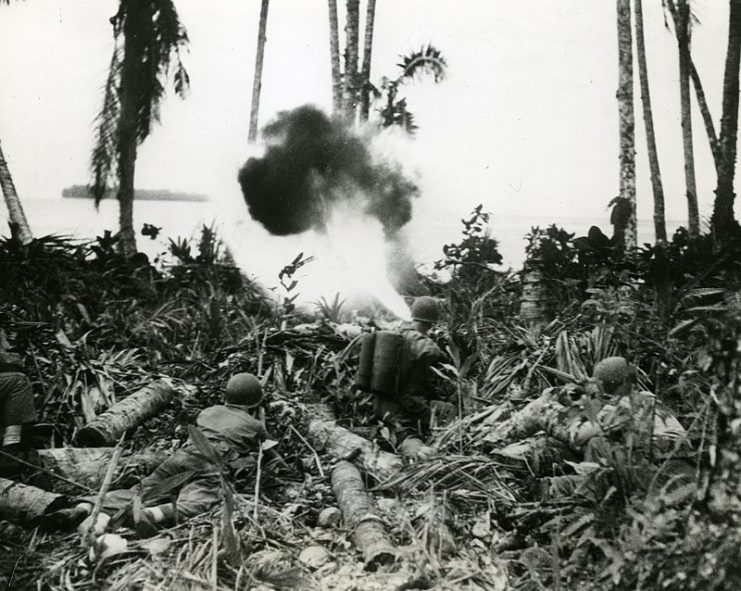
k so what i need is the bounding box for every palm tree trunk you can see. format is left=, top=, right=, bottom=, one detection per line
left=665, top=1, right=722, bottom=175
left=328, top=0, right=342, bottom=115
left=617, top=0, right=637, bottom=251
left=677, top=0, right=700, bottom=237
left=634, top=0, right=667, bottom=243
left=248, top=0, right=269, bottom=144
left=343, top=0, right=360, bottom=125
left=359, top=0, right=377, bottom=122
left=0, top=140, right=33, bottom=244
left=713, top=0, right=741, bottom=243
left=689, top=59, right=722, bottom=174
left=116, top=0, right=148, bottom=257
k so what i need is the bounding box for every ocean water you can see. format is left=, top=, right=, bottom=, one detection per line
left=7, top=197, right=681, bottom=297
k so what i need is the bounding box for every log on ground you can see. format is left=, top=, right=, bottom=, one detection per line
left=484, top=390, right=595, bottom=452
left=307, top=417, right=402, bottom=483
left=38, top=447, right=170, bottom=491
left=0, top=477, right=68, bottom=523
left=75, top=380, right=175, bottom=446
left=331, top=460, right=395, bottom=571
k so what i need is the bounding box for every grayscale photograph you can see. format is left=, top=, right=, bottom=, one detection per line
left=0, top=1, right=739, bottom=589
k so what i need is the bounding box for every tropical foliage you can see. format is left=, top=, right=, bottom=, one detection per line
left=90, top=0, right=190, bottom=256
left=371, top=44, right=447, bottom=133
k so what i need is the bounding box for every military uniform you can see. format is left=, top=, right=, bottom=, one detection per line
left=373, top=327, right=443, bottom=441
left=0, top=356, right=45, bottom=484
left=0, top=359, right=37, bottom=429
left=94, top=404, right=266, bottom=523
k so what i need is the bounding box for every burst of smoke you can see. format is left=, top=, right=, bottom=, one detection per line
left=237, top=105, right=419, bottom=237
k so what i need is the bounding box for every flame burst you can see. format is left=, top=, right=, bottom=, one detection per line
left=322, top=202, right=411, bottom=321
left=234, top=105, right=418, bottom=320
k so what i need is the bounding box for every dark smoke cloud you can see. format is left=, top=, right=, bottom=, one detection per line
left=238, top=105, right=418, bottom=236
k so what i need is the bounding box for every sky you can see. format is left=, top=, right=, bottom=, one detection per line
left=0, top=0, right=734, bottom=260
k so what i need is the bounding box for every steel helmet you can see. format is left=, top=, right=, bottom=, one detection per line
left=592, top=357, right=631, bottom=394
left=225, top=373, right=263, bottom=407
left=411, top=296, right=440, bottom=324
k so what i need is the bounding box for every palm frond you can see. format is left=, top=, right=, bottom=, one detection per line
left=378, top=98, right=418, bottom=133
left=396, top=44, right=447, bottom=84
left=89, top=0, right=190, bottom=202
left=90, top=43, right=123, bottom=206
left=375, top=454, right=520, bottom=503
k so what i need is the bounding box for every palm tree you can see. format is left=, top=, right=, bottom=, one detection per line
left=713, top=0, right=741, bottom=242
left=359, top=0, right=377, bottom=122
left=0, top=0, right=32, bottom=243
left=634, top=0, right=667, bottom=243
left=248, top=0, right=270, bottom=143
left=664, top=1, right=722, bottom=176
left=90, top=0, right=190, bottom=257
left=616, top=0, right=637, bottom=251
left=0, top=141, right=33, bottom=244
left=342, top=0, right=360, bottom=124
left=676, top=0, right=700, bottom=236
left=328, top=0, right=342, bottom=115
left=376, top=45, right=447, bottom=134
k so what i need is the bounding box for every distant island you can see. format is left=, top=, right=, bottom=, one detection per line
left=62, top=185, right=210, bottom=202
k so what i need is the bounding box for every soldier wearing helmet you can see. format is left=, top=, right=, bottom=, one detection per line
left=53, top=373, right=278, bottom=537
left=371, top=296, right=450, bottom=460
left=579, top=357, right=689, bottom=478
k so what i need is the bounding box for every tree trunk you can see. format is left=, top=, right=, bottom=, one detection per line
left=248, top=0, right=269, bottom=144
left=696, top=315, right=741, bottom=516
left=690, top=59, right=722, bottom=174
left=484, top=391, right=578, bottom=447
left=38, top=447, right=169, bottom=493
left=677, top=0, right=700, bottom=237
left=519, top=263, right=549, bottom=328
left=665, top=1, right=723, bottom=175
left=713, top=0, right=741, bottom=243
left=0, top=140, right=33, bottom=244
left=328, top=0, right=342, bottom=115
left=634, top=0, right=667, bottom=243
left=332, top=461, right=396, bottom=570
left=307, top=416, right=402, bottom=483
left=342, top=0, right=360, bottom=125
left=0, top=477, right=68, bottom=524
left=75, top=380, right=175, bottom=447
left=116, top=1, right=148, bottom=258
left=616, top=0, right=637, bottom=250
left=305, top=403, right=402, bottom=483
left=359, top=0, right=377, bottom=122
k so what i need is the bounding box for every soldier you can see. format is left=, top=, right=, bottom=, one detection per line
left=0, top=349, right=47, bottom=486
left=53, top=372, right=276, bottom=537
left=580, top=356, right=688, bottom=461
left=366, top=296, right=452, bottom=460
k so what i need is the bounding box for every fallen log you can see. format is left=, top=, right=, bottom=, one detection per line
left=0, top=477, right=68, bottom=523
left=331, top=460, right=395, bottom=571
left=307, top=417, right=402, bottom=483
left=484, top=389, right=576, bottom=446
left=75, top=380, right=175, bottom=446
left=38, top=447, right=170, bottom=492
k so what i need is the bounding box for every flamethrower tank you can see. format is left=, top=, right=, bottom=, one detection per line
left=354, top=332, right=376, bottom=391
left=370, top=331, right=404, bottom=396
left=354, top=331, right=405, bottom=396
